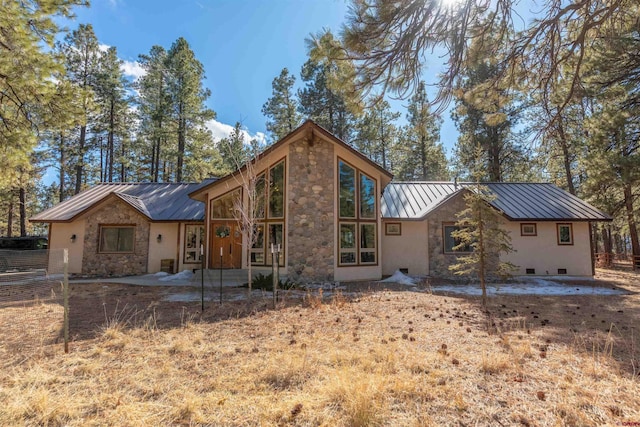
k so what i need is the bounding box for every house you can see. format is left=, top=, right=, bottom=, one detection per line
left=30, top=121, right=611, bottom=280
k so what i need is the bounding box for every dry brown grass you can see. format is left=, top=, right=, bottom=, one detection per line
left=0, top=271, right=639, bottom=425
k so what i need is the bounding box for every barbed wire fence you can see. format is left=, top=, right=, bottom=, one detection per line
left=0, top=248, right=69, bottom=365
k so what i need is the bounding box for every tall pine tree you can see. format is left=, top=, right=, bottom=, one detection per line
left=262, top=68, right=300, bottom=143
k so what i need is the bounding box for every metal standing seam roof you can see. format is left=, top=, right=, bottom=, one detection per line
left=381, top=182, right=612, bottom=221
left=30, top=182, right=207, bottom=222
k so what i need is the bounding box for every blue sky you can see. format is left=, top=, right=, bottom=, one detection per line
left=65, top=0, right=457, bottom=152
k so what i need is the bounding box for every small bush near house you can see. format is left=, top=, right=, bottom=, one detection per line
left=244, top=273, right=296, bottom=292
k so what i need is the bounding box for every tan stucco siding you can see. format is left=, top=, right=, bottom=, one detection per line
left=381, top=221, right=429, bottom=276
left=502, top=221, right=593, bottom=276
left=49, top=221, right=85, bottom=274
left=148, top=223, right=180, bottom=273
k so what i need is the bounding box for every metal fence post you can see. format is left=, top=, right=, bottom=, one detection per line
left=63, top=248, right=69, bottom=353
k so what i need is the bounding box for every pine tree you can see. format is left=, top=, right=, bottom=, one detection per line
left=219, top=122, right=248, bottom=173
left=59, top=24, right=102, bottom=193
left=262, top=68, right=300, bottom=142
left=0, top=0, right=85, bottom=191
left=449, top=145, right=516, bottom=309
left=136, top=45, right=172, bottom=182
left=166, top=37, right=215, bottom=182
left=451, top=26, right=526, bottom=182
left=353, top=98, right=399, bottom=170
left=396, top=82, right=449, bottom=180
left=298, top=30, right=362, bottom=142
left=95, top=46, right=132, bottom=182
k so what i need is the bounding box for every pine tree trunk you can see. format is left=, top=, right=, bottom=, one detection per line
left=478, top=201, right=487, bottom=309
left=59, top=133, right=66, bottom=202
left=623, top=183, right=640, bottom=258
left=108, top=99, right=115, bottom=182
left=7, top=201, right=13, bottom=237
left=19, top=185, right=26, bottom=237
left=75, top=125, right=86, bottom=194
left=177, top=103, right=185, bottom=183
left=556, top=115, right=576, bottom=195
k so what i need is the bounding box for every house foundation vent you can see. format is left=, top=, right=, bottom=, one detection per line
left=525, top=268, right=535, bottom=275
left=557, top=268, right=567, bottom=275
left=399, top=268, right=408, bottom=274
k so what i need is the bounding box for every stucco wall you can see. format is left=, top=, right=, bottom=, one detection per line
left=148, top=223, right=180, bottom=273
left=381, top=221, right=429, bottom=276
left=503, top=221, right=593, bottom=276
left=48, top=221, right=85, bottom=274
left=287, top=135, right=335, bottom=281
left=82, top=199, right=149, bottom=276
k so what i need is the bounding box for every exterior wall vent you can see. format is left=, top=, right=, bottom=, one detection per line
left=526, top=268, right=535, bottom=275
left=399, top=268, right=408, bottom=274
left=557, top=268, right=567, bottom=275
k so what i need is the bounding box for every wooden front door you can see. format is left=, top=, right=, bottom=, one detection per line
left=210, top=221, right=243, bottom=269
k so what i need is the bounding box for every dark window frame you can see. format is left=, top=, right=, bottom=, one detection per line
left=337, top=158, right=378, bottom=267
left=442, top=223, right=472, bottom=254
left=520, top=223, right=537, bottom=236
left=557, top=223, right=573, bottom=245
left=98, top=225, right=135, bottom=254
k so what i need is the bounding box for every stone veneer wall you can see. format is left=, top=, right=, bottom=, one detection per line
left=82, top=199, right=150, bottom=276
left=287, top=135, right=335, bottom=282
left=427, top=193, right=468, bottom=277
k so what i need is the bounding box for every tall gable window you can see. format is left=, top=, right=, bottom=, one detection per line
left=251, top=159, right=286, bottom=266
left=338, top=159, right=378, bottom=266
left=99, top=226, right=134, bottom=253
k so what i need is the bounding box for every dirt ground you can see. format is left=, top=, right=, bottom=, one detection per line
left=0, top=268, right=638, bottom=375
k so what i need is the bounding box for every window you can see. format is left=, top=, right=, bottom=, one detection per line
left=339, top=161, right=356, bottom=218
left=521, top=223, right=537, bottom=236
left=250, top=224, right=265, bottom=265
left=266, top=223, right=284, bottom=266
left=269, top=161, right=285, bottom=218
left=340, top=223, right=357, bottom=264
left=184, top=225, right=205, bottom=263
left=360, top=223, right=376, bottom=263
left=211, top=189, right=241, bottom=219
left=99, top=226, right=134, bottom=253
left=255, top=174, right=266, bottom=219
left=251, top=159, right=286, bottom=266
left=385, top=223, right=401, bottom=236
left=338, top=159, right=378, bottom=266
left=360, top=174, right=376, bottom=218
left=443, top=224, right=471, bottom=254
left=557, top=223, right=573, bottom=245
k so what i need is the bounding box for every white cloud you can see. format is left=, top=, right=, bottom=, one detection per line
left=206, top=120, right=266, bottom=146
left=121, top=60, right=146, bottom=80
left=97, top=43, right=146, bottom=81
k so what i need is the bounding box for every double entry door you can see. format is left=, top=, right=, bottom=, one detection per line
left=210, top=221, right=242, bottom=269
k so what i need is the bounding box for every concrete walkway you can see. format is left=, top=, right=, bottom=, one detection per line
left=70, top=269, right=250, bottom=288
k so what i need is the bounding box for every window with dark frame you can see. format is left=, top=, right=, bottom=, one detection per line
left=338, top=159, right=377, bottom=266
left=443, top=224, right=471, bottom=254
left=520, top=223, right=537, bottom=236
left=557, top=223, right=573, bottom=245
left=99, top=226, right=134, bottom=253
left=250, top=159, right=286, bottom=267
left=385, top=223, right=401, bottom=235
left=184, top=225, right=205, bottom=263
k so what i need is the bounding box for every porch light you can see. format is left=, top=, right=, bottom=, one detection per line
left=157, top=234, right=162, bottom=243
left=70, top=234, right=76, bottom=243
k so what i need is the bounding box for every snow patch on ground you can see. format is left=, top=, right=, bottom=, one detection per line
left=379, top=270, right=418, bottom=286
left=429, top=277, right=626, bottom=296
left=158, top=270, right=194, bottom=282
